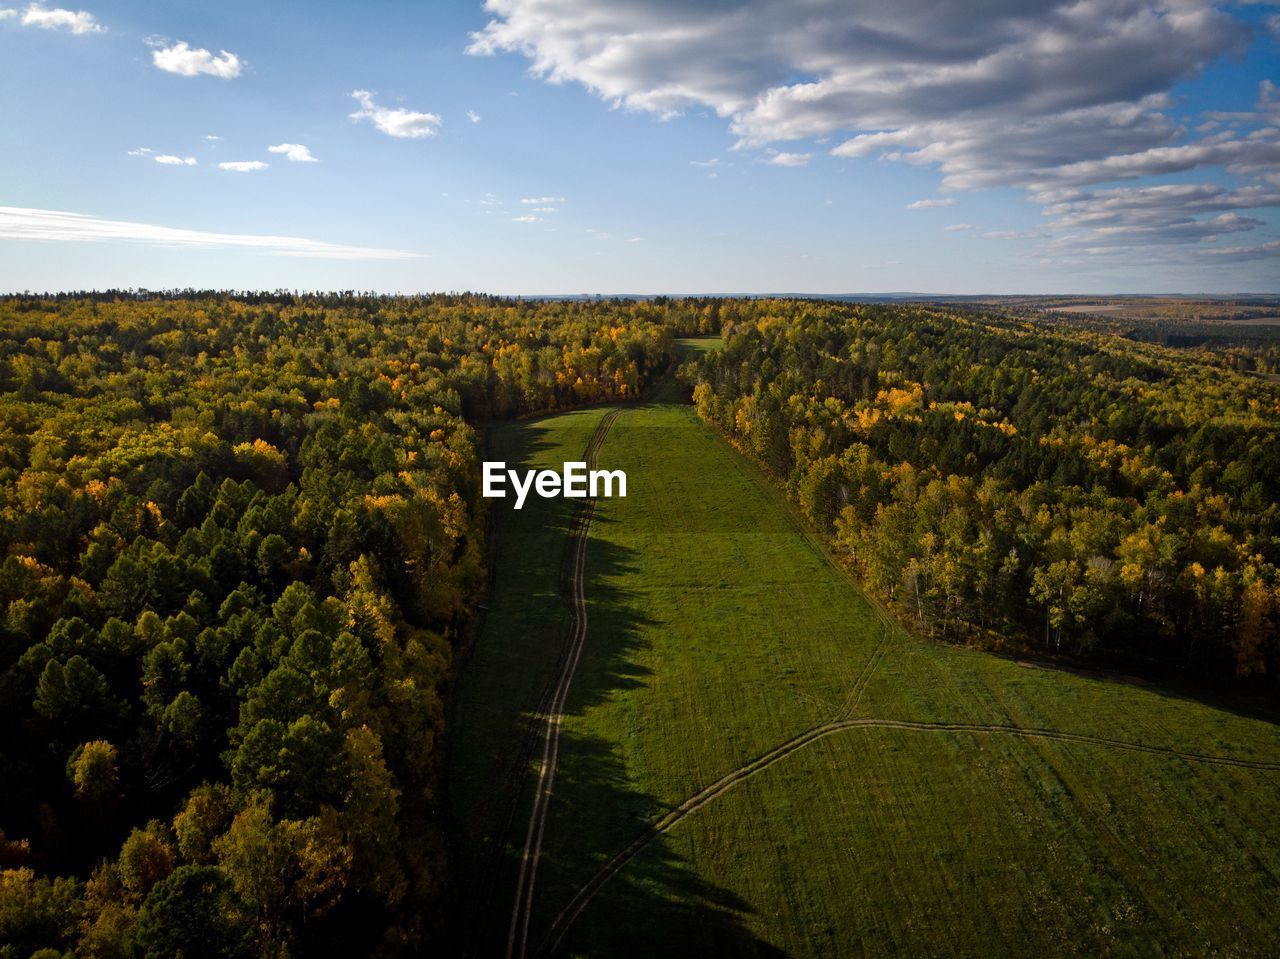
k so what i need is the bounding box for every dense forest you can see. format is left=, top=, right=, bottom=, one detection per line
left=2, top=293, right=1277, bottom=957
left=684, top=301, right=1280, bottom=679
left=0, top=293, right=690, bottom=958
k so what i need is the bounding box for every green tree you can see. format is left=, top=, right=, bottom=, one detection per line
left=133, top=866, right=252, bottom=959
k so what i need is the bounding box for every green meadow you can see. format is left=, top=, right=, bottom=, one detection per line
left=450, top=345, right=1280, bottom=958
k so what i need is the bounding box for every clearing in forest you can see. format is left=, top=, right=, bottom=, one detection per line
left=450, top=344, right=1280, bottom=958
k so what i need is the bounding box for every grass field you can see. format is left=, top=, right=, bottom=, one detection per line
left=449, top=342, right=1280, bottom=958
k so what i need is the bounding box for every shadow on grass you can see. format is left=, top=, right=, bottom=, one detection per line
left=980, top=643, right=1280, bottom=730
left=449, top=412, right=783, bottom=958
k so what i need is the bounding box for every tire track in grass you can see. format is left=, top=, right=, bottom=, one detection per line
left=464, top=494, right=590, bottom=958
left=531, top=404, right=1280, bottom=955
left=507, top=408, right=620, bottom=959
left=537, top=716, right=1280, bottom=956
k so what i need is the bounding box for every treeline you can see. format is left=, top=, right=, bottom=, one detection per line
left=0, top=295, right=685, bottom=958
left=685, top=301, right=1280, bottom=680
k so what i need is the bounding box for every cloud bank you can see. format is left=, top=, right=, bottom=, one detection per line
left=470, top=0, right=1280, bottom=264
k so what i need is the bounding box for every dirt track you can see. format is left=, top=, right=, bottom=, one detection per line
left=495, top=404, right=1280, bottom=958
left=537, top=647, right=1280, bottom=956
left=506, top=409, right=620, bottom=959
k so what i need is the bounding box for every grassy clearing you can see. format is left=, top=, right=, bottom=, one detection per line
left=450, top=351, right=1280, bottom=957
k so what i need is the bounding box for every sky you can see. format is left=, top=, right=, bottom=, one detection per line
left=1, top=0, right=1278, bottom=294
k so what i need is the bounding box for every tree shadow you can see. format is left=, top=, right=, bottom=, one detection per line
left=448, top=414, right=785, bottom=958
left=988, top=646, right=1280, bottom=729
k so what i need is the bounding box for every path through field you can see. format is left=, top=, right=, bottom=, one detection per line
left=506, top=410, right=620, bottom=959
left=452, top=358, right=1280, bottom=958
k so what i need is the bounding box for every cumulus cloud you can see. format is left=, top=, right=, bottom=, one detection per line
left=350, top=89, right=442, bottom=138
left=907, top=198, right=955, bottom=209
left=511, top=214, right=540, bottom=222
left=768, top=151, right=811, bottom=167
left=20, top=3, right=102, bottom=33
left=218, top=160, right=267, bottom=172
left=469, top=0, right=1280, bottom=270
left=944, top=223, right=974, bottom=231
left=154, top=155, right=196, bottom=166
left=521, top=196, right=565, bottom=204
left=0, top=9, right=17, bottom=20
left=0, top=206, right=423, bottom=259
left=150, top=39, right=242, bottom=78
left=127, top=147, right=152, bottom=156
left=268, top=143, right=319, bottom=163
left=467, top=109, right=481, bottom=123
left=468, top=1, right=1245, bottom=146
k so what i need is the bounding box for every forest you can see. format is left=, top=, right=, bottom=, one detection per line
left=0, top=293, right=1277, bottom=958
left=683, top=301, right=1280, bottom=679
left=0, top=293, right=686, bottom=958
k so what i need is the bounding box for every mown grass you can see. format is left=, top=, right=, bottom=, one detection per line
left=450, top=349, right=1280, bottom=958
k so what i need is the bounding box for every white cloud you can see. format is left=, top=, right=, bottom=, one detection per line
left=467, top=0, right=1246, bottom=149
left=1029, top=137, right=1280, bottom=191
left=150, top=40, right=242, bottom=78
left=768, top=151, right=810, bottom=167
left=218, top=160, right=268, bottom=172
left=350, top=89, right=441, bottom=138
left=268, top=143, right=319, bottom=163
left=529, top=206, right=557, bottom=213
left=907, top=198, right=955, bottom=210
left=469, top=0, right=1279, bottom=275
left=944, top=223, right=974, bottom=232
left=521, top=196, right=565, bottom=204
left=20, top=3, right=102, bottom=34
left=1040, top=183, right=1280, bottom=228
left=205, top=134, right=221, bottom=141
left=155, top=155, right=196, bottom=166
left=127, top=147, right=152, bottom=156
left=690, top=158, right=723, bottom=168
left=1201, top=239, right=1280, bottom=261
left=511, top=215, right=540, bottom=222
left=0, top=206, right=423, bottom=259
left=627, top=236, right=643, bottom=243
left=0, top=9, right=16, bottom=20
left=467, top=109, right=481, bottom=123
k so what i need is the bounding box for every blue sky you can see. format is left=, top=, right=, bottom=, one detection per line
left=1, top=0, right=1277, bottom=294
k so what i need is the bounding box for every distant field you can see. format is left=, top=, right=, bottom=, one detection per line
left=1224, top=315, right=1280, bottom=326
left=450, top=349, right=1280, bottom=957
left=1047, top=304, right=1129, bottom=313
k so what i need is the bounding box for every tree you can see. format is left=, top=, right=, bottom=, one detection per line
left=0, top=868, right=82, bottom=956
left=33, top=657, right=120, bottom=732
left=66, top=741, right=119, bottom=806
left=172, top=784, right=232, bottom=865
left=133, top=866, right=252, bottom=959
left=116, top=823, right=176, bottom=902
